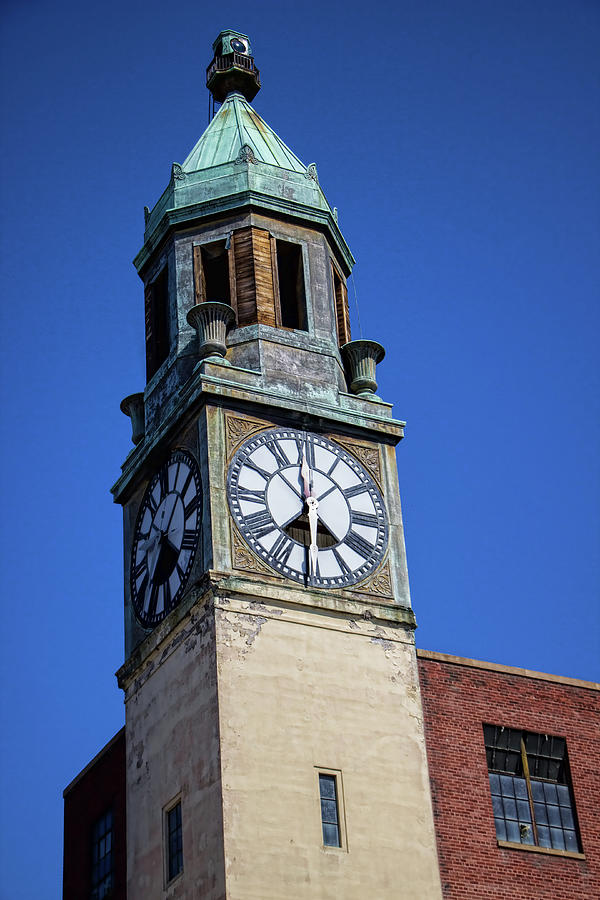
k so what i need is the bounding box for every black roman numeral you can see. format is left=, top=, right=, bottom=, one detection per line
left=344, top=530, right=375, bottom=559
left=333, top=548, right=352, bottom=576
left=237, top=487, right=266, bottom=504
left=146, top=582, right=160, bottom=619
left=343, top=483, right=368, bottom=499
left=181, top=529, right=197, bottom=551
left=244, top=459, right=272, bottom=480
left=136, top=572, right=148, bottom=602
left=133, top=559, right=147, bottom=580
left=351, top=511, right=379, bottom=528
left=180, top=467, right=193, bottom=498
left=327, top=456, right=340, bottom=477
left=163, top=580, right=172, bottom=611
left=158, top=466, right=168, bottom=498
left=184, top=493, right=199, bottom=519
left=244, top=508, right=275, bottom=539
left=169, top=461, right=180, bottom=492
left=270, top=532, right=294, bottom=564
left=267, top=439, right=290, bottom=467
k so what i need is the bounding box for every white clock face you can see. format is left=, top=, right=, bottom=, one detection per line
left=227, top=428, right=387, bottom=588
left=131, top=449, right=201, bottom=628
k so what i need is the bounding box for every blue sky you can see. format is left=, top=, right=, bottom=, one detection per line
left=1, top=0, right=598, bottom=895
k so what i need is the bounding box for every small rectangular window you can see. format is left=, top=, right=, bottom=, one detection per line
left=193, top=240, right=231, bottom=304
left=484, top=724, right=581, bottom=853
left=319, top=773, right=341, bottom=847
left=275, top=240, right=307, bottom=330
left=166, top=801, right=183, bottom=882
left=145, top=264, right=170, bottom=381
left=90, top=808, right=113, bottom=899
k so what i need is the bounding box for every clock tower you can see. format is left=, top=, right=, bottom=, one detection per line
left=114, top=30, right=442, bottom=898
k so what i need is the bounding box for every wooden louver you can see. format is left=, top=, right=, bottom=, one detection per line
left=332, top=262, right=351, bottom=346
left=233, top=226, right=277, bottom=327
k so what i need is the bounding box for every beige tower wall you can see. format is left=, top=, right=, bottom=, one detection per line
left=124, top=603, right=226, bottom=900
left=215, top=594, right=443, bottom=900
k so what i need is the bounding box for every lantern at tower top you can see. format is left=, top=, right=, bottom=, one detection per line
left=206, top=29, right=261, bottom=103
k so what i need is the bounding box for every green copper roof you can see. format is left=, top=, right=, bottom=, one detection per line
left=182, top=92, right=306, bottom=173
left=135, top=92, right=354, bottom=274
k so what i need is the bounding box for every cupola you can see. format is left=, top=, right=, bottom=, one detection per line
left=206, top=30, right=260, bottom=102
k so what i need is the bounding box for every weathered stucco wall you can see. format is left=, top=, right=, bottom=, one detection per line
left=215, top=595, right=443, bottom=899
left=124, top=603, right=226, bottom=900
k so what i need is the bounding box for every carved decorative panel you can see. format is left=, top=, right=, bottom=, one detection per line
left=230, top=524, right=273, bottom=576
left=328, top=435, right=382, bottom=489
left=225, top=412, right=269, bottom=458
left=355, top=558, right=393, bottom=598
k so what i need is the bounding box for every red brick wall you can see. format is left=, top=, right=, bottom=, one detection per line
left=417, top=651, right=599, bottom=900
left=63, top=728, right=126, bottom=900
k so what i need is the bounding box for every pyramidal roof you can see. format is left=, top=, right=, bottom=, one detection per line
left=135, top=91, right=354, bottom=274
left=182, top=92, right=307, bottom=174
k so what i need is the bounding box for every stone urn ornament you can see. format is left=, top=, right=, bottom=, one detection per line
left=120, top=392, right=145, bottom=445
left=341, top=339, right=386, bottom=401
left=186, top=301, right=236, bottom=367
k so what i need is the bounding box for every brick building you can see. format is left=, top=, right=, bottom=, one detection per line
left=418, top=650, right=599, bottom=898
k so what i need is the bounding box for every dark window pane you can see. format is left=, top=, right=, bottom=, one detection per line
left=321, top=799, right=338, bottom=824
left=543, top=782, right=558, bottom=804
left=319, top=775, right=336, bottom=800
left=534, top=802, right=548, bottom=825
left=276, top=240, right=307, bottom=330
left=564, top=830, right=579, bottom=852
left=550, top=828, right=566, bottom=850
left=500, top=775, right=514, bottom=796
left=514, top=778, right=528, bottom=800
left=537, top=825, right=551, bottom=848
left=505, top=751, right=521, bottom=774
left=503, top=798, right=517, bottom=821
left=560, top=805, right=574, bottom=830
left=492, top=795, right=504, bottom=817
left=531, top=780, right=545, bottom=802
left=557, top=784, right=571, bottom=805
left=483, top=724, right=496, bottom=745
left=547, top=759, right=560, bottom=781
left=494, top=818, right=507, bottom=841
left=547, top=804, right=562, bottom=827
left=489, top=773, right=500, bottom=794
left=506, top=819, right=520, bottom=843
left=322, top=822, right=340, bottom=847
left=517, top=800, right=532, bottom=822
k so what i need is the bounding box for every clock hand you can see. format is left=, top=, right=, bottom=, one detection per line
left=306, top=496, right=319, bottom=577
left=301, top=444, right=312, bottom=499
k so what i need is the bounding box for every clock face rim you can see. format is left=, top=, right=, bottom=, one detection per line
left=130, top=448, right=201, bottom=628
left=227, top=427, right=388, bottom=589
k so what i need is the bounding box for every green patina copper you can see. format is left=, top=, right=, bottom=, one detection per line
left=134, top=91, right=354, bottom=274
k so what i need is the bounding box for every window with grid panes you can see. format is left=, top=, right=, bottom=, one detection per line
left=90, top=809, right=113, bottom=899
left=483, top=724, right=581, bottom=852
left=318, top=773, right=341, bottom=847
left=167, top=801, right=183, bottom=881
